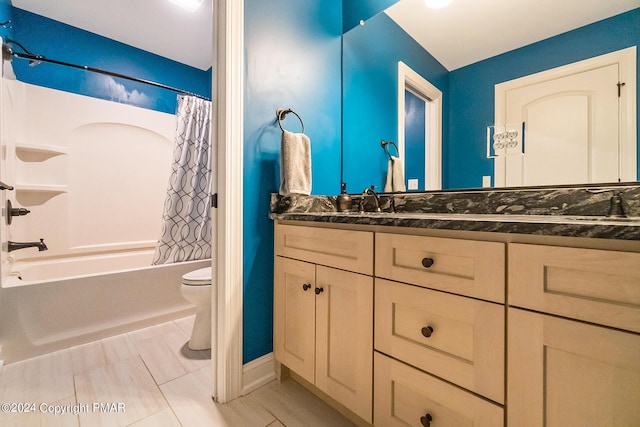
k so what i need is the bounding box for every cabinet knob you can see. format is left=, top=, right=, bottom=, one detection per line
left=302, top=283, right=311, bottom=291
left=315, top=287, right=324, bottom=295
left=421, top=257, right=434, bottom=268
left=420, top=413, right=433, bottom=427
left=421, top=326, right=434, bottom=338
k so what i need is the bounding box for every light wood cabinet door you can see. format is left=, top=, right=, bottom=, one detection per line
left=273, top=256, right=316, bottom=384
left=315, top=265, right=374, bottom=423
left=375, top=279, right=504, bottom=403
left=374, top=352, right=504, bottom=427
left=508, top=308, right=640, bottom=427
left=509, top=243, right=640, bottom=333
left=375, top=233, right=505, bottom=303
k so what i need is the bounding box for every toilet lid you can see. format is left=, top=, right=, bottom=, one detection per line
left=182, top=267, right=212, bottom=286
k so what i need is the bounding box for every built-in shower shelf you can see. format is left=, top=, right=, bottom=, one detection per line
left=15, top=184, right=68, bottom=194
left=15, top=143, right=67, bottom=160
left=15, top=143, right=67, bottom=155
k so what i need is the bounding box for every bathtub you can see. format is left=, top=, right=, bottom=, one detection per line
left=0, top=250, right=211, bottom=364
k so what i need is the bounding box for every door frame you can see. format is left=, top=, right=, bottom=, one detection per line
left=494, top=47, right=637, bottom=187
left=398, top=61, right=442, bottom=190
left=213, top=0, right=244, bottom=403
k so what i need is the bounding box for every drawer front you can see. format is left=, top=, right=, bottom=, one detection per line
left=274, top=223, right=373, bottom=275
left=509, top=243, right=640, bottom=333
left=375, top=233, right=505, bottom=302
left=374, top=352, right=504, bottom=427
left=375, top=279, right=505, bottom=403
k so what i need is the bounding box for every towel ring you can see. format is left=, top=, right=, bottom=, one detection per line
left=381, top=140, right=399, bottom=159
left=277, top=108, right=305, bottom=133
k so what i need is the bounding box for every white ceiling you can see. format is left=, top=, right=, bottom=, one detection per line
left=385, top=0, right=640, bottom=71
left=12, top=0, right=213, bottom=70
left=10, top=1, right=639, bottom=73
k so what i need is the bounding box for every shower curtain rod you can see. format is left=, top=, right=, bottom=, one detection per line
left=2, top=43, right=211, bottom=101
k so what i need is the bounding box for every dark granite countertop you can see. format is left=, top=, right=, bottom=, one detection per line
left=269, top=184, right=640, bottom=240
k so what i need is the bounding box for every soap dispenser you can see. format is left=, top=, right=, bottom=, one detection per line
left=337, top=182, right=352, bottom=212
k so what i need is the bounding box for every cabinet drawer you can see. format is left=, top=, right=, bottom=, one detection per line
left=509, top=243, right=640, bottom=333
left=375, top=233, right=505, bottom=302
left=274, top=223, right=373, bottom=275
left=374, top=352, right=504, bottom=427
left=375, top=279, right=504, bottom=404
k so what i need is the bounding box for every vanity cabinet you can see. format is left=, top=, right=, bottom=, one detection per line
left=273, top=221, right=640, bottom=426
left=507, top=243, right=640, bottom=427
left=373, top=232, right=506, bottom=426
left=273, top=223, right=374, bottom=423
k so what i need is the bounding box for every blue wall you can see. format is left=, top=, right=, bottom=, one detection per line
left=448, top=8, right=640, bottom=188
left=243, top=0, right=342, bottom=363
left=8, top=8, right=210, bottom=114
left=342, top=12, right=448, bottom=193
left=0, top=0, right=11, bottom=41
left=342, top=0, right=398, bottom=33
left=405, top=90, right=426, bottom=190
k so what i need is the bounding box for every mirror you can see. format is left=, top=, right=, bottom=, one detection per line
left=342, top=0, right=639, bottom=193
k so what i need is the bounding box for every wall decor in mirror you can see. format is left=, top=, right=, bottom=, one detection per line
left=342, top=0, right=640, bottom=193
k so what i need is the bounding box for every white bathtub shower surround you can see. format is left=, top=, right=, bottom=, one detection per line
left=0, top=80, right=214, bottom=363
left=2, top=79, right=176, bottom=272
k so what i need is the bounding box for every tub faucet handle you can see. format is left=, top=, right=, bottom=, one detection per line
left=6, top=200, right=30, bottom=225
left=0, top=180, right=14, bottom=191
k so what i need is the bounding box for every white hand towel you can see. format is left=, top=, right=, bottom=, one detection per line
left=279, top=130, right=312, bottom=196
left=383, top=156, right=406, bottom=192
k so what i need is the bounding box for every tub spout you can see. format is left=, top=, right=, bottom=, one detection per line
left=8, top=239, right=48, bottom=252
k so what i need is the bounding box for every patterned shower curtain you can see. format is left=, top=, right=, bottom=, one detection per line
left=152, top=95, right=212, bottom=264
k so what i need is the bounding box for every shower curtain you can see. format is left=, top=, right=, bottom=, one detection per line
left=152, top=95, right=212, bottom=264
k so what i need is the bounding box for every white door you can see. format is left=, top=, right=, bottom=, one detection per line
left=494, top=48, right=636, bottom=187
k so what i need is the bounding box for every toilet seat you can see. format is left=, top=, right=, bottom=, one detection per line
left=181, top=267, right=212, bottom=286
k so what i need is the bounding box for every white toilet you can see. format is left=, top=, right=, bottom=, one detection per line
left=180, top=267, right=212, bottom=350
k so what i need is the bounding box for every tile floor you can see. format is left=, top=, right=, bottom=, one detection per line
left=0, top=316, right=355, bottom=427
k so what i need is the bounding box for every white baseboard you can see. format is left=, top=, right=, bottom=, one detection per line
left=242, top=352, right=276, bottom=395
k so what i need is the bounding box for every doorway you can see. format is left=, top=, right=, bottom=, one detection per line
left=398, top=61, right=442, bottom=190
left=494, top=47, right=637, bottom=187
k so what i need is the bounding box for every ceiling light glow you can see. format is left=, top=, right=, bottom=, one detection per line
left=425, top=0, right=453, bottom=9
left=169, top=0, right=204, bottom=12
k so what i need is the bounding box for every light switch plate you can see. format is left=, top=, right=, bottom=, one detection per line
left=482, top=176, right=492, bottom=187
left=408, top=179, right=419, bottom=190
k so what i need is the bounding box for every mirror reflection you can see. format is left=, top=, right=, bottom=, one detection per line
left=342, top=0, right=640, bottom=193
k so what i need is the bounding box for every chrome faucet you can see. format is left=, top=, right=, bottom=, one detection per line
left=359, top=186, right=382, bottom=213
left=8, top=239, right=48, bottom=252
